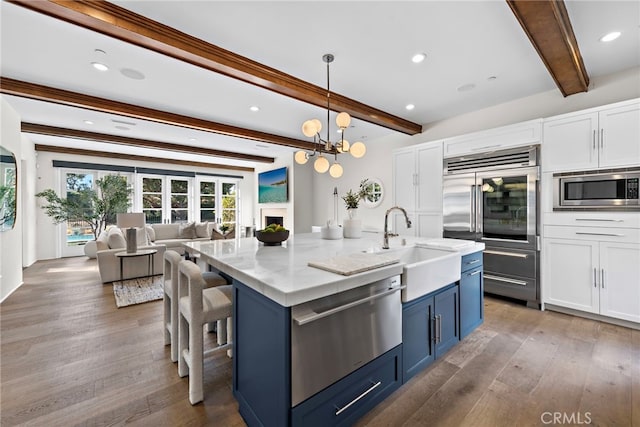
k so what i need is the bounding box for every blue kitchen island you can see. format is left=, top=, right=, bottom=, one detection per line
left=184, top=234, right=483, bottom=427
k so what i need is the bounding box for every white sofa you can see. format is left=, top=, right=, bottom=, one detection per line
left=94, top=222, right=232, bottom=283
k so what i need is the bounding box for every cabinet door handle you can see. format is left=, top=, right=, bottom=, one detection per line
left=575, top=218, right=623, bottom=222
left=334, top=381, right=382, bottom=416
left=601, top=269, right=605, bottom=288
left=600, top=128, right=604, bottom=149
left=438, top=315, right=443, bottom=344
left=575, top=232, right=624, bottom=237
left=468, top=270, right=482, bottom=276
left=593, top=268, right=597, bottom=288
left=592, top=129, right=596, bottom=150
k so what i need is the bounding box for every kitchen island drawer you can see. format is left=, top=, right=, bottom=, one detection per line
left=291, top=345, right=402, bottom=427
left=461, top=251, right=483, bottom=272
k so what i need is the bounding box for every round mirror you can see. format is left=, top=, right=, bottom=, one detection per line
left=362, top=178, right=384, bottom=208
left=0, top=146, right=17, bottom=231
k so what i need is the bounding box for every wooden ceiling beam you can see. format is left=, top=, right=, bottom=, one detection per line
left=34, top=144, right=254, bottom=173
left=22, top=123, right=274, bottom=164
left=507, top=0, right=589, bottom=96
left=9, top=0, right=422, bottom=135
left=1, top=77, right=315, bottom=151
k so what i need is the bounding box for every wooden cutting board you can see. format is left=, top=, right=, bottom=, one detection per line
left=308, top=252, right=400, bottom=276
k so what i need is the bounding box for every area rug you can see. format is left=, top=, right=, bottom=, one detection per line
left=113, top=275, right=163, bottom=308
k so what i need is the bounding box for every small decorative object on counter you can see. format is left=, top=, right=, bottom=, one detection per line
left=341, top=179, right=373, bottom=238
left=255, top=223, right=289, bottom=246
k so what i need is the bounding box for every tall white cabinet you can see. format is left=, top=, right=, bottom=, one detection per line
left=542, top=99, right=640, bottom=172
left=392, top=141, right=443, bottom=238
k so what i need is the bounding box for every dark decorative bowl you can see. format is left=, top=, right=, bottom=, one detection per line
left=255, top=230, right=290, bottom=246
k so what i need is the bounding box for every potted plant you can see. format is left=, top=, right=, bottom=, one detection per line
left=37, top=174, right=132, bottom=241
left=341, top=179, right=373, bottom=218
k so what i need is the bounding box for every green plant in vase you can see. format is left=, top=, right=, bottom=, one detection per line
left=342, top=179, right=373, bottom=218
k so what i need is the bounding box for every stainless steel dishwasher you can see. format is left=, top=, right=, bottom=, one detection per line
left=290, top=275, right=402, bottom=407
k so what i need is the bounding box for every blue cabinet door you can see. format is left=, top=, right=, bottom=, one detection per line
left=460, top=265, right=483, bottom=339
left=233, top=280, right=290, bottom=427
left=402, top=295, right=434, bottom=382
left=434, top=284, right=459, bottom=357
left=459, top=251, right=484, bottom=339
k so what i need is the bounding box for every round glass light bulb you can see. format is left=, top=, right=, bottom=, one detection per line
left=311, top=119, right=322, bottom=133
left=302, top=120, right=317, bottom=137
left=337, top=139, right=350, bottom=153
left=350, top=141, right=366, bottom=158
left=329, top=162, right=343, bottom=178
left=294, top=150, right=309, bottom=164
left=314, top=155, right=330, bottom=173
left=336, top=112, right=351, bottom=129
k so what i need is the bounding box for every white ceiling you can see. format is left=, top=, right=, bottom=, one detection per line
left=1, top=1, right=638, bottom=170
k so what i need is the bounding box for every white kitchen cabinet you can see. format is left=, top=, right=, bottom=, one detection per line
left=543, top=227, right=640, bottom=323
left=392, top=142, right=443, bottom=238
left=393, top=142, right=443, bottom=213
left=443, top=119, right=542, bottom=158
left=391, top=211, right=442, bottom=239
left=542, top=99, right=640, bottom=172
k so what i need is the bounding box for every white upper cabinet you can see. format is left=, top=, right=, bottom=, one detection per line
left=392, top=141, right=443, bottom=238
left=543, top=99, right=640, bottom=172
left=393, top=142, right=443, bottom=213
left=443, top=119, right=542, bottom=158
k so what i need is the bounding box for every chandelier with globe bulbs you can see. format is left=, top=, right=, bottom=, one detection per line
left=294, top=54, right=366, bottom=178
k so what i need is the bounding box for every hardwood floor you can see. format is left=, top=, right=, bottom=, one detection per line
left=1, top=257, right=638, bottom=426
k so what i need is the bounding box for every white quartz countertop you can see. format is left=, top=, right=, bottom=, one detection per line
left=183, top=234, right=483, bottom=307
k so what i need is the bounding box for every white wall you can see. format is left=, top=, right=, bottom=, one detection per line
left=35, top=151, right=255, bottom=260
left=21, top=134, right=37, bottom=268
left=254, top=155, right=295, bottom=232
left=311, top=66, right=640, bottom=230
left=0, top=97, right=24, bottom=301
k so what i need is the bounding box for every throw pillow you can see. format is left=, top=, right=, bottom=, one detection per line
left=179, top=222, right=197, bottom=239
left=211, top=229, right=225, bottom=240
left=195, top=222, right=210, bottom=238
left=135, top=227, right=150, bottom=247
left=145, top=225, right=156, bottom=242
left=107, top=229, right=127, bottom=249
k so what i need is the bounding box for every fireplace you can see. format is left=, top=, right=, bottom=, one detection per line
left=265, top=216, right=284, bottom=227
left=261, top=208, right=288, bottom=230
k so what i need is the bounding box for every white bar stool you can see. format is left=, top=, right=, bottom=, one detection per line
left=177, top=260, right=233, bottom=405
left=163, top=250, right=227, bottom=362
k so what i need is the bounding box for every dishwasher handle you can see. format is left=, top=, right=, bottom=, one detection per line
left=293, top=286, right=405, bottom=326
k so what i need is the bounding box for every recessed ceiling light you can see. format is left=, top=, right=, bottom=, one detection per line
left=411, top=53, right=426, bottom=64
left=83, top=120, right=94, bottom=125
left=189, top=137, right=197, bottom=142
left=405, top=104, right=415, bottom=111
left=250, top=105, right=260, bottom=112
left=457, top=83, right=476, bottom=92
left=120, top=68, right=145, bottom=80
left=91, top=62, right=109, bottom=72
left=111, top=119, right=136, bottom=126
left=599, top=31, right=621, bottom=42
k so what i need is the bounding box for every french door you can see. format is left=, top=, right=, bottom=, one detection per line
left=195, top=177, right=238, bottom=230
left=60, top=169, right=133, bottom=257
left=139, top=175, right=192, bottom=224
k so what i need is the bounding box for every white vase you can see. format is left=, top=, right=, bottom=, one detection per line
left=347, top=208, right=358, bottom=219
left=343, top=218, right=362, bottom=239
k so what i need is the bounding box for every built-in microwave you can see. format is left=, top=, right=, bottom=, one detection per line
left=554, top=169, right=640, bottom=210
